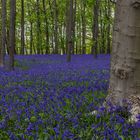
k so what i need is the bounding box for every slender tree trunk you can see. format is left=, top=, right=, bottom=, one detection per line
left=60, top=22, right=65, bottom=54
left=33, top=41, right=36, bottom=54
left=25, top=29, right=28, bottom=55
left=104, top=0, right=140, bottom=122
left=27, top=3, right=33, bottom=55
left=9, top=0, right=16, bottom=71
left=53, top=0, right=58, bottom=54
left=99, top=9, right=105, bottom=54
left=91, top=0, right=99, bottom=58
left=81, top=0, right=86, bottom=54
left=42, top=0, right=49, bottom=54
left=65, top=0, right=69, bottom=54
left=67, top=0, right=73, bottom=62
left=49, top=0, right=54, bottom=53
left=36, top=0, right=42, bottom=54
left=75, top=16, right=78, bottom=55
left=30, top=22, right=33, bottom=54
left=20, top=0, right=25, bottom=55
left=71, top=0, right=76, bottom=55
left=106, top=0, right=111, bottom=54
left=0, top=0, right=6, bottom=67
left=79, top=18, right=82, bottom=54
left=6, top=29, right=9, bottom=54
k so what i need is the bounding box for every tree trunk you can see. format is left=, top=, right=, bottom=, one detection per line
left=20, top=0, right=25, bottom=55
left=42, top=0, right=49, bottom=54
left=67, top=0, right=73, bottom=62
left=65, top=0, right=69, bottom=54
left=48, top=0, right=54, bottom=54
left=60, top=21, right=65, bottom=54
left=106, top=0, right=111, bottom=54
left=81, top=0, right=86, bottom=54
left=104, top=0, right=140, bottom=122
left=53, top=0, right=58, bottom=54
left=6, top=29, right=9, bottom=55
left=0, top=0, right=6, bottom=67
left=99, top=9, right=105, bottom=54
left=27, top=3, right=33, bottom=55
left=36, top=0, right=42, bottom=54
left=71, top=0, right=76, bottom=55
left=9, top=0, right=16, bottom=71
left=92, top=0, right=99, bottom=58
left=30, top=22, right=33, bottom=55
left=0, top=19, right=2, bottom=67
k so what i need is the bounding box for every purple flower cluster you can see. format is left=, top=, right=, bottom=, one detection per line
left=0, top=55, right=139, bottom=139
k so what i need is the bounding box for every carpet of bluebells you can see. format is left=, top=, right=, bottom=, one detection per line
left=0, top=55, right=140, bottom=140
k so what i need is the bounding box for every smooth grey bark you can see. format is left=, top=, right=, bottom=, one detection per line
left=0, top=0, right=6, bottom=67
left=9, top=0, right=16, bottom=71
left=104, top=0, right=140, bottom=122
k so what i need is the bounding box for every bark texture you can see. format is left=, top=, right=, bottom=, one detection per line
left=66, top=0, right=73, bottom=62
left=42, top=0, right=49, bottom=54
left=9, top=0, right=16, bottom=71
left=92, top=0, right=99, bottom=58
left=53, top=0, right=58, bottom=54
left=36, top=0, right=42, bottom=54
left=0, top=0, right=6, bottom=67
left=104, top=0, right=140, bottom=122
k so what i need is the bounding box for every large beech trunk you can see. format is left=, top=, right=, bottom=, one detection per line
left=104, top=0, right=140, bottom=122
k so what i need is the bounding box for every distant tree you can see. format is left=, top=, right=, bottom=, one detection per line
left=53, top=0, right=58, bottom=54
left=91, top=0, right=99, bottom=58
left=104, top=0, right=140, bottom=122
left=66, top=0, right=73, bottom=62
left=20, top=0, right=25, bottom=55
left=42, top=0, right=50, bottom=54
left=0, top=0, right=6, bottom=67
left=36, top=0, right=42, bottom=54
left=106, top=0, right=111, bottom=54
left=48, top=0, right=54, bottom=53
left=9, top=0, right=16, bottom=71
left=27, top=2, right=33, bottom=54
left=81, top=0, right=86, bottom=54
left=71, top=0, right=76, bottom=55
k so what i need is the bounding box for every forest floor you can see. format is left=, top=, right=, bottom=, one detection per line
left=0, top=55, right=140, bottom=139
